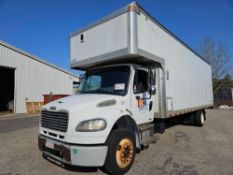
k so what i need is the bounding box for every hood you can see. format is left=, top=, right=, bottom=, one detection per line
left=42, top=94, right=119, bottom=111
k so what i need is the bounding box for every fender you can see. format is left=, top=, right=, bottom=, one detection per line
left=109, top=115, right=141, bottom=151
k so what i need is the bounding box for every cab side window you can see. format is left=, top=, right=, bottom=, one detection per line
left=133, top=69, right=148, bottom=94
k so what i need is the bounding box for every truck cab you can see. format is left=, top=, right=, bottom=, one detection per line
left=39, top=63, right=158, bottom=174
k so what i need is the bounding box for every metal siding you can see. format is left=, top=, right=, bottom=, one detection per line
left=0, top=44, right=79, bottom=113
left=137, top=13, right=213, bottom=111
left=70, top=13, right=128, bottom=64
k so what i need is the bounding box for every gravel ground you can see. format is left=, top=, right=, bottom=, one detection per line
left=0, top=109, right=233, bottom=175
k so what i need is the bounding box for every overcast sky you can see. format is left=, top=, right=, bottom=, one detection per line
left=0, top=0, right=232, bottom=75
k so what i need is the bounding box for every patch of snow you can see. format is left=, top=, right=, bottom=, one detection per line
left=219, top=105, right=233, bottom=110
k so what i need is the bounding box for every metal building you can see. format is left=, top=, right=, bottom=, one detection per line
left=0, top=40, right=79, bottom=114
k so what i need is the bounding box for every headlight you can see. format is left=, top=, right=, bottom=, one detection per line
left=76, top=118, right=107, bottom=132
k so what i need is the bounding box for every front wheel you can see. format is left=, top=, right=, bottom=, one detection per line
left=103, top=128, right=136, bottom=175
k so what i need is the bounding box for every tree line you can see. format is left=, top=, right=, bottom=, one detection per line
left=199, top=37, right=233, bottom=99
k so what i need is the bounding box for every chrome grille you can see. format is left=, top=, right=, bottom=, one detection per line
left=41, top=110, right=68, bottom=132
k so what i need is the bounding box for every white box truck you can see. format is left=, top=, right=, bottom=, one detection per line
left=38, top=2, right=213, bottom=174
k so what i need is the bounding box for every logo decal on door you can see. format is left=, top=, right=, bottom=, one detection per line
left=138, top=93, right=147, bottom=111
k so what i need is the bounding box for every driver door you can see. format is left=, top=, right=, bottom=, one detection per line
left=131, top=69, right=155, bottom=124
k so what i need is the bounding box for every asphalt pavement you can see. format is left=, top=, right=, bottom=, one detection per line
left=0, top=109, right=233, bottom=175
left=0, top=116, right=38, bottom=133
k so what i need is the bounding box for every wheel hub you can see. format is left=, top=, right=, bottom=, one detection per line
left=201, top=113, right=204, bottom=124
left=116, top=138, right=134, bottom=168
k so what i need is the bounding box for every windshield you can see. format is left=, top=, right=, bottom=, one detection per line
left=79, top=66, right=130, bottom=96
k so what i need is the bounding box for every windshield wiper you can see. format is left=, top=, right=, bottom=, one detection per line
left=82, top=89, right=115, bottom=95
left=92, top=89, right=113, bottom=94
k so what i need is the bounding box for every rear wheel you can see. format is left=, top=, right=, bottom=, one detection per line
left=103, top=128, right=136, bottom=175
left=195, top=110, right=205, bottom=126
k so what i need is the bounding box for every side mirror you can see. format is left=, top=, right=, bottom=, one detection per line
left=77, top=73, right=85, bottom=93
left=148, top=68, right=156, bottom=95
left=149, top=86, right=156, bottom=95
left=79, top=73, right=85, bottom=83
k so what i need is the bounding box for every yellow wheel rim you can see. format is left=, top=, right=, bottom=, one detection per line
left=116, top=138, right=134, bottom=168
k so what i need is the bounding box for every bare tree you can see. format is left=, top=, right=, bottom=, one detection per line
left=199, top=37, right=233, bottom=94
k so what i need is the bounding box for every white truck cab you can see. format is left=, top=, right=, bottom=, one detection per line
left=38, top=2, right=213, bottom=175
left=39, top=64, right=157, bottom=174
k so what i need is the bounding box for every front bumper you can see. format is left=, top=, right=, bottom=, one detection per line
left=38, top=135, right=108, bottom=167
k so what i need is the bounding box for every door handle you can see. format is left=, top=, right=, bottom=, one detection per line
left=149, top=101, right=153, bottom=111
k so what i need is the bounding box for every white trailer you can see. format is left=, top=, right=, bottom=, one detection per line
left=39, top=2, right=213, bottom=175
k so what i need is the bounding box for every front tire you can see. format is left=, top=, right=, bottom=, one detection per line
left=195, top=110, right=205, bottom=127
left=103, top=128, right=136, bottom=175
